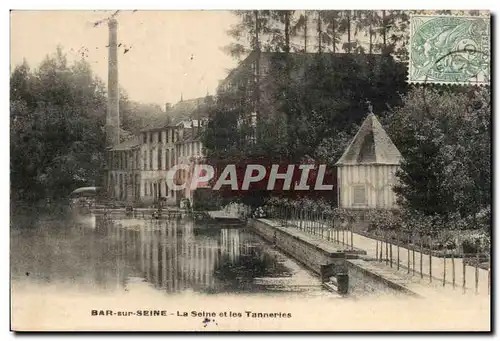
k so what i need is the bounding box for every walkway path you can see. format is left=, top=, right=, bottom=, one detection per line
left=271, top=219, right=490, bottom=297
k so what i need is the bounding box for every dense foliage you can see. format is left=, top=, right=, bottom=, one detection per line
left=384, top=87, right=491, bottom=233
left=11, top=49, right=108, bottom=202
left=203, top=10, right=409, bottom=207
left=203, top=10, right=491, bottom=241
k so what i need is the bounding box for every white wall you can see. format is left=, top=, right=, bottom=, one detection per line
left=338, top=164, right=400, bottom=209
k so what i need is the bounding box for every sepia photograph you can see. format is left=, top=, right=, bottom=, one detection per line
left=9, top=8, right=492, bottom=332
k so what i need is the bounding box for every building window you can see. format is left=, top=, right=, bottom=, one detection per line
left=166, top=149, right=170, bottom=169
left=171, top=130, right=175, bottom=143
left=166, top=130, right=169, bottom=144
left=149, top=149, right=153, bottom=170
left=143, top=150, right=147, bottom=170
left=150, top=182, right=153, bottom=197
left=353, top=185, right=366, bottom=206
left=143, top=133, right=147, bottom=144
left=158, top=181, right=162, bottom=197
left=136, top=151, right=139, bottom=169
left=158, top=147, right=162, bottom=170
left=149, top=132, right=153, bottom=144
left=158, top=132, right=162, bottom=144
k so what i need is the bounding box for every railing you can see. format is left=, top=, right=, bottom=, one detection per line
left=265, top=204, right=356, bottom=250
left=262, top=204, right=491, bottom=295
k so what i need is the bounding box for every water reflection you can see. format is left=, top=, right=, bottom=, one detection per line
left=11, top=214, right=321, bottom=295
left=105, top=218, right=298, bottom=294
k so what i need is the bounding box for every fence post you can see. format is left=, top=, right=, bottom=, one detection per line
left=463, top=257, right=466, bottom=294
left=321, top=213, right=324, bottom=239
left=328, top=217, right=331, bottom=241
left=390, top=232, right=393, bottom=268
left=407, top=234, right=410, bottom=274
left=350, top=224, right=354, bottom=250
left=475, top=252, right=479, bottom=295
left=397, top=231, right=400, bottom=271
left=452, top=253, right=456, bottom=289
left=488, top=256, right=491, bottom=295
left=429, top=235, right=432, bottom=283
left=443, top=249, right=446, bottom=287
left=380, top=234, right=383, bottom=262
left=385, top=231, right=389, bottom=266
left=420, top=236, right=423, bottom=279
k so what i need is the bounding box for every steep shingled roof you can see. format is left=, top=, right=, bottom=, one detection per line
left=336, top=113, right=402, bottom=166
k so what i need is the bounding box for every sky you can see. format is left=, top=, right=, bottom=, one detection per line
left=10, top=10, right=239, bottom=105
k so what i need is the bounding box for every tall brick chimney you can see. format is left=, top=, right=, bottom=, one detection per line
left=106, top=18, right=120, bottom=147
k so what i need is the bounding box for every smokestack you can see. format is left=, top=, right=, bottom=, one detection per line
left=106, top=18, right=120, bottom=147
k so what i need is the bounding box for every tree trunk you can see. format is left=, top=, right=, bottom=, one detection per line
left=284, top=11, right=290, bottom=54
left=254, top=10, right=260, bottom=138
left=317, top=11, right=322, bottom=53
left=304, top=11, right=308, bottom=52
left=332, top=13, right=336, bottom=53
left=382, top=10, right=387, bottom=52
left=369, top=21, right=373, bottom=54
left=347, top=11, right=351, bottom=53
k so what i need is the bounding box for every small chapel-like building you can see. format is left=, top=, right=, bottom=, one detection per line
left=335, top=110, right=402, bottom=210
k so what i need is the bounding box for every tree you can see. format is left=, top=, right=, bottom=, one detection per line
left=384, top=87, right=491, bottom=230
left=10, top=48, right=108, bottom=203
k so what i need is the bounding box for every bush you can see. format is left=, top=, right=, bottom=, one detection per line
left=462, top=239, right=480, bottom=254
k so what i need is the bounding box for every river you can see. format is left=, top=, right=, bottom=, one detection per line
left=10, top=212, right=490, bottom=331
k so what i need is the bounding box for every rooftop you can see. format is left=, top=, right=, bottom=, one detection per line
left=139, top=96, right=212, bottom=132
left=335, top=113, right=402, bottom=166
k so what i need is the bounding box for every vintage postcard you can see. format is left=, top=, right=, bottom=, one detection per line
left=10, top=9, right=491, bottom=332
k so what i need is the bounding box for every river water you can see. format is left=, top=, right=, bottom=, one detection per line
left=11, top=213, right=328, bottom=296
left=10, top=212, right=490, bottom=331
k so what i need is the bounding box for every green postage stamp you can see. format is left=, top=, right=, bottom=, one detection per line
left=409, top=15, right=490, bottom=85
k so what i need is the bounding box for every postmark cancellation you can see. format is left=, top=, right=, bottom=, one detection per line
left=409, top=14, right=490, bottom=85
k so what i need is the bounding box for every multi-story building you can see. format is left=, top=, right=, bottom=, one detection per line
left=105, top=97, right=210, bottom=207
